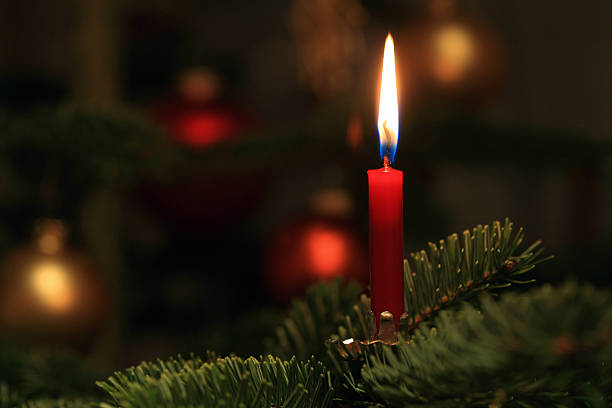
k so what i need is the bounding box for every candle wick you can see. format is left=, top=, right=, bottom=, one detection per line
left=383, top=155, right=391, bottom=169
left=382, top=120, right=394, bottom=169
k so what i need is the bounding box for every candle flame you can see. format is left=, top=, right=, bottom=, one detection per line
left=377, top=34, right=399, bottom=163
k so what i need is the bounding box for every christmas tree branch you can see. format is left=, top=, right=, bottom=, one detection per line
left=361, top=283, right=612, bottom=407
left=268, top=278, right=364, bottom=361
left=96, top=353, right=334, bottom=408
left=0, top=382, right=96, bottom=408
left=400, top=218, right=552, bottom=334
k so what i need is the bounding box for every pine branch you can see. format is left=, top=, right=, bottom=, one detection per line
left=326, top=219, right=551, bottom=403
left=0, top=383, right=95, bottom=408
left=0, top=340, right=102, bottom=403
left=401, top=218, right=552, bottom=334
left=0, top=107, right=177, bottom=207
left=268, top=278, right=364, bottom=361
left=362, top=283, right=612, bottom=408
left=96, top=353, right=334, bottom=408
left=329, top=219, right=549, bottom=355
left=271, top=219, right=550, bottom=398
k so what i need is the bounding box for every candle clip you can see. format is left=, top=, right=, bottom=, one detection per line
left=329, top=310, right=402, bottom=362
left=377, top=311, right=398, bottom=343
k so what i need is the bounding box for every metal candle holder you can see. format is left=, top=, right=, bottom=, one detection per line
left=331, top=310, right=404, bottom=360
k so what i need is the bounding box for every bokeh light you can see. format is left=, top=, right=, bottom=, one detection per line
left=305, top=224, right=349, bottom=277
left=29, top=261, right=75, bottom=313
left=431, top=24, right=476, bottom=84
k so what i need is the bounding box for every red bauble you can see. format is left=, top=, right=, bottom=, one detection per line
left=153, top=99, right=250, bottom=148
left=264, top=216, right=367, bottom=304
left=150, top=68, right=254, bottom=149
left=144, top=68, right=264, bottom=228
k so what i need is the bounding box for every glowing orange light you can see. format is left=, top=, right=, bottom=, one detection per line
left=29, top=261, right=75, bottom=313
left=39, top=234, right=61, bottom=255
left=305, top=225, right=347, bottom=277
left=432, top=24, right=475, bottom=84
left=377, top=34, right=399, bottom=162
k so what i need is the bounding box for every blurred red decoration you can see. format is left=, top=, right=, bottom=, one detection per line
left=0, top=220, right=109, bottom=346
left=144, top=67, right=266, bottom=228
left=176, top=113, right=239, bottom=147
left=264, top=216, right=367, bottom=303
left=400, top=0, right=506, bottom=106
left=151, top=67, right=254, bottom=148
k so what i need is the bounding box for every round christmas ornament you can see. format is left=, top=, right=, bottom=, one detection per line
left=263, top=215, right=367, bottom=304
left=399, top=0, right=506, bottom=106
left=151, top=67, right=254, bottom=149
left=0, top=220, right=108, bottom=346
left=145, top=67, right=265, bottom=229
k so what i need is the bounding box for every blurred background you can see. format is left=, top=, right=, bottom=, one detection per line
left=0, top=0, right=610, bottom=398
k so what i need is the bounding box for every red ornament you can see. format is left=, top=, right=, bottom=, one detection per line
left=176, top=111, right=240, bottom=147
left=264, top=216, right=367, bottom=304
left=144, top=68, right=264, bottom=228
left=150, top=68, right=255, bottom=149
left=154, top=101, right=249, bottom=148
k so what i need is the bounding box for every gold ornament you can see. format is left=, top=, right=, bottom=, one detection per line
left=0, top=220, right=108, bottom=345
left=400, top=0, right=506, bottom=105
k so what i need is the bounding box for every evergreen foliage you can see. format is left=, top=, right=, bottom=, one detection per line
left=0, top=339, right=101, bottom=405
left=278, top=219, right=550, bottom=359
left=269, top=278, right=364, bottom=361
left=4, top=220, right=611, bottom=408
left=1, top=382, right=96, bottom=408
left=97, top=353, right=334, bottom=408
left=360, top=283, right=612, bottom=407
left=400, top=218, right=552, bottom=334
left=0, top=108, right=173, bottom=190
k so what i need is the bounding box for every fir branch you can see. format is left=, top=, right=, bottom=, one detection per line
left=97, top=353, right=334, bottom=408
left=0, top=383, right=95, bottom=408
left=401, top=218, right=551, bottom=334
left=362, top=283, right=612, bottom=408
left=0, top=107, right=177, bottom=211
left=330, top=219, right=549, bottom=349
left=268, top=278, right=364, bottom=361
left=276, top=219, right=550, bottom=391
left=327, top=219, right=552, bottom=403
left=0, top=340, right=102, bottom=403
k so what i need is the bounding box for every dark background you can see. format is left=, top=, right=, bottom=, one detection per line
left=0, top=0, right=609, bottom=377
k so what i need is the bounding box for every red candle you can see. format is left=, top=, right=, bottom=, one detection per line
left=369, top=34, right=404, bottom=329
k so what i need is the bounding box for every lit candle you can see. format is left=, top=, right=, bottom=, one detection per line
left=368, top=34, right=404, bottom=329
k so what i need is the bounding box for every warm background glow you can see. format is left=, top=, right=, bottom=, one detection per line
left=432, top=24, right=476, bottom=84
left=29, top=261, right=75, bottom=313
left=377, top=34, right=399, bottom=162
left=305, top=225, right=348, bottom=277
